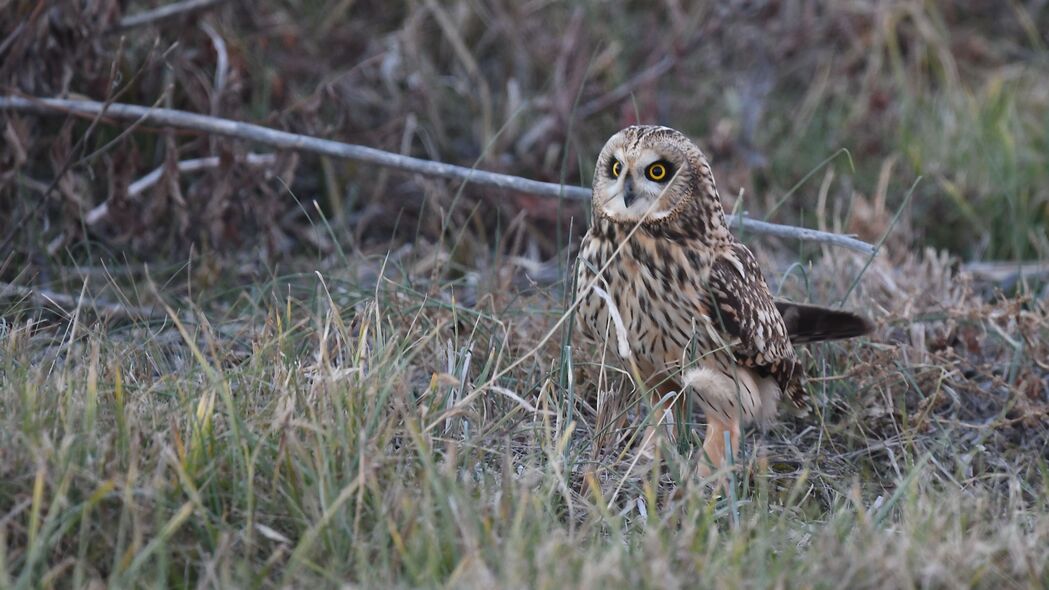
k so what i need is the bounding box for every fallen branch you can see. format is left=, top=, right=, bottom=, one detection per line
left=0, top=95, right=877, bottom=254
left=962, top=261, right=1049, bottom=286
left=0, top=281, right=164, bottom=320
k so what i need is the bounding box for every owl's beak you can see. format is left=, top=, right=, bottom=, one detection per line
left=622, top=176, right=637, bottom=207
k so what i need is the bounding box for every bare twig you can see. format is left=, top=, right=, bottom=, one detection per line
left=85, top=153, right=278, bottom=225
left=0, top=281, right=164, bottom=320
left=0, top=95, right=877, bottom=254
left=199, top=22, right=228, bottom=118
left=112, top=0, right=229, bottom=32
left=0, top=21, right=26, bottom=59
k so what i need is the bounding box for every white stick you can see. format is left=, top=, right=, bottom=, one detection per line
left=84, top=153, right=278, bottom=225
left=112, top=0, right=229, bottom=32
left=0, top=95, right=877, bottom=254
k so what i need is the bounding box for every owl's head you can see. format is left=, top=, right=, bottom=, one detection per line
left=591, top=125, right=724, bottom=228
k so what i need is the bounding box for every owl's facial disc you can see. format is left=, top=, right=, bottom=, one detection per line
left=596, top=147, right=681, bottom=223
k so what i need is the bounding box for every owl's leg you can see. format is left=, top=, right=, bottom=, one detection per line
left=638, top=377, right=680, bottom=457
left=696, top=416, right=740, bottom=479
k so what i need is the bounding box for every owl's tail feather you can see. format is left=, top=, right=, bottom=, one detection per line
left=775, top=301, right=874, bottom=344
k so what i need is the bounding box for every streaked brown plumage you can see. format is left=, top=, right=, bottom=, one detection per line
left=575, top=125, right=871, bottom=475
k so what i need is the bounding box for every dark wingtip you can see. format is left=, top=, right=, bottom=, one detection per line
left=776, top=300, right=876, bottom=344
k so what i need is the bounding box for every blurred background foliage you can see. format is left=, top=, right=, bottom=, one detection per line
left=2, top=0, right=1048, bottom=273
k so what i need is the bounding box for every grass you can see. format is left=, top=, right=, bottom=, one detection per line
left=1, top=246, right=1048, bottom=587
left=2, top=0, right=1049, bottom=587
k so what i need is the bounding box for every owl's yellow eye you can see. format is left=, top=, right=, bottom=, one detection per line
left=611, top=159, right=622, bottom=178
left=646, top=162, right=668, bottom=182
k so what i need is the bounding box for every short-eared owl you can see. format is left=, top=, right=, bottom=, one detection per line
left=575, top=125, right=871, bottom=476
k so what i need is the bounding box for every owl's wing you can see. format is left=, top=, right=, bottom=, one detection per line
left=705, top=243, right=805, bottom=408
left=775, top=301, right=873, bottom=344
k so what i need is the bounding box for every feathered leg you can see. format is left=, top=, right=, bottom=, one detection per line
left=697, top=416, right=740, bottom=478
left=637, top=377, right=680, bottom=456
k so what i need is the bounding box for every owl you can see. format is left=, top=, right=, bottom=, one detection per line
left=575, top=125, right=871, bottom=477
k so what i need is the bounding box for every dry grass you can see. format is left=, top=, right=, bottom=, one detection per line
left=2, top=0, right=1049, bottom=587
left=0, top=246, right=1047, bottom=587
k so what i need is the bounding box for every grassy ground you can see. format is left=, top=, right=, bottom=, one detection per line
left=2, top=1, right=1049, bottom=588
left=1, top=250, right=1047, bottom=588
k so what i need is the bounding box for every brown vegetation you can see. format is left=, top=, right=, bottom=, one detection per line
left=1, top=1, right=1047, bottom=587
